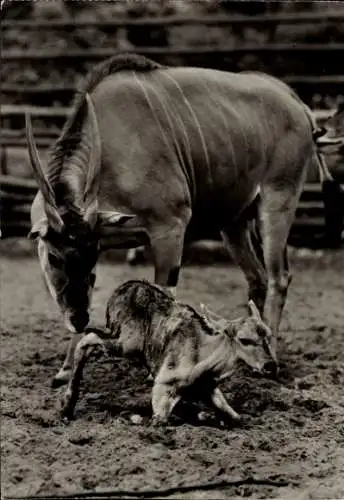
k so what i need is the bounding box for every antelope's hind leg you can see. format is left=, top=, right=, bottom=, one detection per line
left=221, top=222, right=267, bottom=314
left=148, top=207, right=191, bottom=296
left=259, top=136, right=311, bottom=356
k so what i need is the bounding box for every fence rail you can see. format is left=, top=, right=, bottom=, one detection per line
left=0, top=104, right=335, bottom=121
left=3, top=44, right=344, bottom=62
left=0, top=107, right=336, bottom=152
left=2, top=10, right=343, bottom=246
left=3, top=75, right=344, bottom=96
left=1, top=175, right=342, bottom=246
left=3, top=11, right=344, bottom=29
left=3, top=78, right=344, bottom=109
left=1, top=104, right=72, bottom=118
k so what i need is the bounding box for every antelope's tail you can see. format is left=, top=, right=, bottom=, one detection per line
left=313, top=132, right=343, bottom=248
left=303, top=105, right=343, bottom=247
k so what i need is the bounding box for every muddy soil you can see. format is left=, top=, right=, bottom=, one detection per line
left=1, top=248, right=343, bottom=499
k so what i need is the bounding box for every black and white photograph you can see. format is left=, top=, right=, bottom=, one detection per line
left=1, top=1, right=343, bottom=499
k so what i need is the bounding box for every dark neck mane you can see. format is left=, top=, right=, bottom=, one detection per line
left=46, top=53, right=164, bottom=218
left=59, top=53, right=163, bottom=145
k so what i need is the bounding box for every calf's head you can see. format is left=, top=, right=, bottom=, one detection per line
left=26, top=94, right=135, bottom=333
left=200, top=301, right=277, bottom=377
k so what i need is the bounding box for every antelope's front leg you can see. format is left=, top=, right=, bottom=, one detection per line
left=52, top=334, right=82, bottom=388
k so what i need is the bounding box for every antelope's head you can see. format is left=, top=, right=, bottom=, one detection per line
left=26, top=94, right=135, bottom=332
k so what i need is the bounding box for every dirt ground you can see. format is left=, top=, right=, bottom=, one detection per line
left=1, top=244, right=343, bottom=499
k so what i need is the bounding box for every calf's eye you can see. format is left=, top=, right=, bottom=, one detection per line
left=48, top=253, right=64, bottom=270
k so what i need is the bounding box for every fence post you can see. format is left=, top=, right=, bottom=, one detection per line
left=322, top=180, right=343, bottom=247
left=0, top=147, right=8, bottom=175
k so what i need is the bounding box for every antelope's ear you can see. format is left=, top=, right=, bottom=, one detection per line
left=28, top=218, right=49, bottom=239
left=248, top=300, right=261, bottom=321
left=97, top=211, right=136, bottom=227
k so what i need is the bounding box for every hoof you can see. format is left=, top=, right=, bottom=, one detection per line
left=59, top=404, right=75, bottom=423
left=51, top=377, right=68, bottom=389
left=58, top=391, right=76, bottom=421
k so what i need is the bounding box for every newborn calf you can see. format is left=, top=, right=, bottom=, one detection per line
left=60, top=280, right=277, bottom=423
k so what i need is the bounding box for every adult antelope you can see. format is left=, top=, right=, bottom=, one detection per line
left=26, top=53, right=342, bottom=387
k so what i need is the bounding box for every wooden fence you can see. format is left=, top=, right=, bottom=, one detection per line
left=2, top=11, right=344, bottom=107
left=1, top=11, right=344, bottom=246
left=1, top=173, right=343, bottom=247
left=1, top=105, right=343, bottom=246
left=3, top=10, right=344, bottom=28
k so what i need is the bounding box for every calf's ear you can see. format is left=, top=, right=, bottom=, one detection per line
left=28, top=217, right=49, bottom=239
left=97, top=211, right=136, bottom=227
left=248, top=300, right=261, bottom=321
left=200, top=303, right=227, bottom=329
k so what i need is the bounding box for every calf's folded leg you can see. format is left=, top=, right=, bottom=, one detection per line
left=60, top=332, right=105, bottom=420
left=151, top=382, right=181, bottom=426
left=210, top=387, right=241, bottom=421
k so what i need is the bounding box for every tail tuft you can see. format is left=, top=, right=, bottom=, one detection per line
left=322, top=180, right=343, bottom=248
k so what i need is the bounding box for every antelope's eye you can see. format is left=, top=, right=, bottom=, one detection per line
left=239, top=337, right=257, bottom=347
left=48, top=253, right=64, bottom=270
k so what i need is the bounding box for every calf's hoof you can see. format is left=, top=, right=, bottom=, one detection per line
left=150, top=416, right=168, bottom=427
left=230, top=410, right=241, bottom=422
left=58, top=392, right=75, bottom=422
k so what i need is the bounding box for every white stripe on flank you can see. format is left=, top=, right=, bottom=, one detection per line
left=161, top=72, right=211, bottom=181
left=134, top=71, right=190, bottom=184
left=132, top=72, right=173, bottom=156
left=144, top=78, right=188, bottom=173
left=153, top=81, right=196, bottom=199
left=210, top=96, right=238, bottom=178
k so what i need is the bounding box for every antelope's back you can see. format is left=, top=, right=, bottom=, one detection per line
left=91, top=65, right=312, bottom=222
